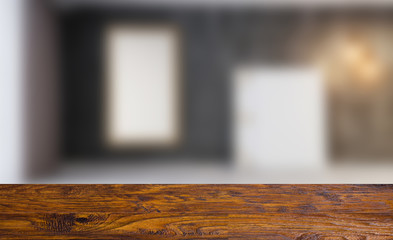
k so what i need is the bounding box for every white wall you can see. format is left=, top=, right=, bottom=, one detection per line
left=0, top=0, right=25, bottom=182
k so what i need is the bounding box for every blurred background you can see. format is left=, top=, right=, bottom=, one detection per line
left=2, top=0, right=393, bottom=183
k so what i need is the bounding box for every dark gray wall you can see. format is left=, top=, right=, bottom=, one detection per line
left=61, top=8, right=252, bottom=161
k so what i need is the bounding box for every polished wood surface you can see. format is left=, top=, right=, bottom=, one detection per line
left=0, top=185, right=393, bottom=239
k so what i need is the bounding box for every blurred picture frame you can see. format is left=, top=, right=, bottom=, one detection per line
left=103, top=23, right=182, bottom=149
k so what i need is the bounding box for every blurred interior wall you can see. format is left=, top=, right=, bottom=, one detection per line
left=59, top=8, right=393, bottom=162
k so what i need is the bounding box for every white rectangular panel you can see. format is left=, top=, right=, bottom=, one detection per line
left=233, top=66, right=326, bottom=170
left=105, top=24, right=180, bottom=148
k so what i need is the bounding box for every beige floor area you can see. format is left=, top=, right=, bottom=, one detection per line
left=31, top=160, right=393, bottom=184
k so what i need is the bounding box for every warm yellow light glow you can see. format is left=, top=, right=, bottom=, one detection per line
left=357, top=58, right=382, bottom=83
left=340, top=38, right=383, bottom=84
left=342, top=42, right=364, bottom=66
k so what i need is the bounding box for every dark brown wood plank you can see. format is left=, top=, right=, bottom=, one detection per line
left=0, top=185, right=393, bottom=239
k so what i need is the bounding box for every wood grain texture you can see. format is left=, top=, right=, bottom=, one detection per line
left=0, top=185, right=393, bottom=239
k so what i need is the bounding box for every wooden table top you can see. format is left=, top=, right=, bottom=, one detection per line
left=0, top=184, right=392, bottom=239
